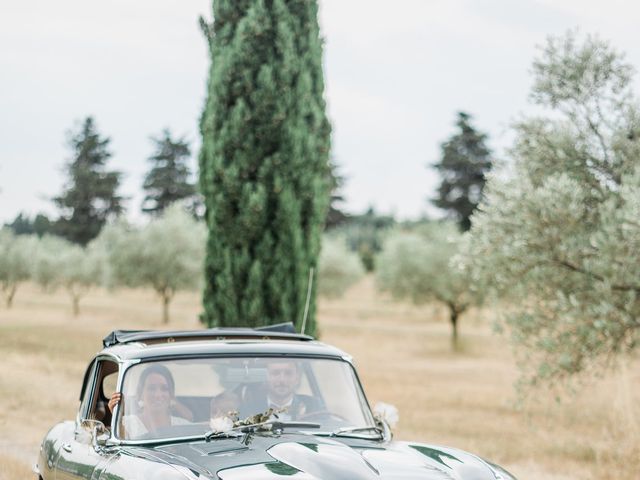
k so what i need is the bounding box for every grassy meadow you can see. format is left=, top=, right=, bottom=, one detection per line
left=0, top=276, right=638, bottom=480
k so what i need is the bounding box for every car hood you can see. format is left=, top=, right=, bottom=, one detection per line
left=133, top=434, right=504, bottom=480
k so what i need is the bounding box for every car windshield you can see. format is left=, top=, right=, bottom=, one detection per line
left=116, top=356, right=376, bottom=441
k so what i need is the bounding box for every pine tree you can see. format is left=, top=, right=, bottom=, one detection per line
left=5, top=213, right=33, bottom=235
left=141, top=129, right=198, bottom=216
left=199, top=0, right=331, bottom=335
left=432, top=112, right=492, bottom=231
left=54, top=117, right=124, bottom=245
left=325, top=161, right=349, bottom=230
left=5, top=213, right=52, bottom=237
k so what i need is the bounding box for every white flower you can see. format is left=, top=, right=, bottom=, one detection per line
left=373, top=402, right=399, bottom=428
left=209, top=415, right=234, bottom=433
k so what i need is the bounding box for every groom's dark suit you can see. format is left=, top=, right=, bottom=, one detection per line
left=239, top=385, right=321, bottom=420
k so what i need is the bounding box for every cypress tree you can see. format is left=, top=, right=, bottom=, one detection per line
left=199, top=0, right=331, bottom=336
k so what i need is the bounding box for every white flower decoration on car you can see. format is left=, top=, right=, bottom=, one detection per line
left=209, top=415, right=234, bottom=433
left=373, top=402, right=399, bottom=428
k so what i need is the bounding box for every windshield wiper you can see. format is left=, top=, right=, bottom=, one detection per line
left=205, top=420, right=320, bottom=441
left=204, top=406, right=322, bottom=442
left=205, top=407, right=277, bottom=441
left=329, top=426, right=384, bottom=439
left=204, top=429, right=243, bottom=441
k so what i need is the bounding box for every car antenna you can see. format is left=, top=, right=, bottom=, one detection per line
left=300, top=267, right=314, bottom=335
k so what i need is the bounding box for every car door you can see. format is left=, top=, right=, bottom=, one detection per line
left=55, top=358, right=119, bottom=480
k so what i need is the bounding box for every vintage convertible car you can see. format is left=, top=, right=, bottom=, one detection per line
left=35, top=324, right=517, bottom=480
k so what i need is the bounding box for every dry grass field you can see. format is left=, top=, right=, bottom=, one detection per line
left=1, top=276, right=638, bottom=480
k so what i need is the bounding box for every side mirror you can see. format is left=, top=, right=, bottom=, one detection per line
left=95, top=428, right=110, bottom=447
left=78, top=419, right=109, bottom=448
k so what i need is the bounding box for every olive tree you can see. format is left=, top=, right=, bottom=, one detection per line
left=32, top=235, right=70, bottom=292
left=0, top=229, right=35, bottom=308
left=466, top=32, right=640, bottom=383
left=31, top=235, right=104, bottom=316
left=377, top=223, right=481, bottom=349
left=317, top=236, right=365, bottom=298
left=100, top=205, right=206, bottom=323
left=58, top=242, right=104, bottom=316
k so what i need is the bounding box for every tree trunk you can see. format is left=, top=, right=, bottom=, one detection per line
left=162, top=293, right=171, bottom=324
left=6, top=285, right=17, bottom=309
left=72, top=294, right=80, bottom=317
left=450, top=308, right=459, bottom=351
left=445, top=301, right=467, bottom=351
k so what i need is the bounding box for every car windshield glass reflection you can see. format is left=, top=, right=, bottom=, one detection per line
left=117, top=357, right=375, bottom=441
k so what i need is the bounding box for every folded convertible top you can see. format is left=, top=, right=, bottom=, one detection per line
left=102, top=322, right=313, bottom=347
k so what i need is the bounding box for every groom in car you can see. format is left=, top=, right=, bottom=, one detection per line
left=242, top=359, right=320, bottom=421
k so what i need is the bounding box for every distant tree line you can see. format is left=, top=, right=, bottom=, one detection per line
left=0, top=206, right=365, bottom=323
left=0, top=206, right=205, bottom=322
left=1, top=43, right=494, bottom=355
left=4, top=117, right=201, bottom=245
left=5, top=116, right=349, bottom=248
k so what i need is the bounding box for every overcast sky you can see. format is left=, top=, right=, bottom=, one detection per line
left=1, top=0, right=640, bottom=224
